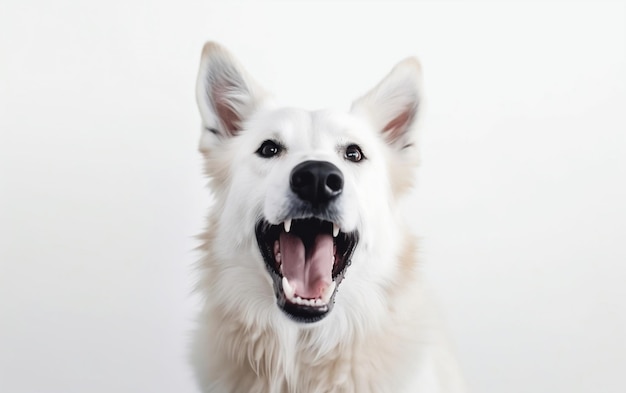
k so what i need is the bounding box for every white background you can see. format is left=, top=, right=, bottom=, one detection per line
left=1, top=1, right=625, bottom=392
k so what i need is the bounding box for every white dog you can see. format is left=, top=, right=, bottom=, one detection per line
left=192, top=42, right=465, bottom=393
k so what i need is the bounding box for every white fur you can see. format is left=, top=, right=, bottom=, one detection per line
left=192, top=42, right=466, bottom=393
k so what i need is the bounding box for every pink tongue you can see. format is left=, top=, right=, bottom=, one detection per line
left=280, top=232, right=334, bottom=299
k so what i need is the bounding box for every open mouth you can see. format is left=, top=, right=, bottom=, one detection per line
left=255, top=218, right=358, bottom=323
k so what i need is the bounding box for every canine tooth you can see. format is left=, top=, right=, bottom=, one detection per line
left=275, top=252, right=281, bottom=263
left=321, top=281, right=336, bottom=303
left=284, top=219, right=292, bottom=233
left=333, top=223, right=340, bottom=237
left=282, top=277, right=295, bottom=300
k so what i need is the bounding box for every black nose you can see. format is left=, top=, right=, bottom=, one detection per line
left=290, top=160, right=344, bottom=206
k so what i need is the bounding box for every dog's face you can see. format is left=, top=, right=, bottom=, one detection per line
left=196, top=42, right=422, bottom=326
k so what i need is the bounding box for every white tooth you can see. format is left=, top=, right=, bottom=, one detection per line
left=333, top=223, right=340, bottom=237
left=321, top=281, right=336, bottom=303
left=284, top=219, right=292, bottom=233
left=282, top=277, right=295, bottom=300
left=314, top=299, right=322, bottom=307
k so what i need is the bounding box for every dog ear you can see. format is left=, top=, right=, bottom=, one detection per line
left=351, top=58, right=423, bottom=150
left=196, top=42, right=266, bottom=149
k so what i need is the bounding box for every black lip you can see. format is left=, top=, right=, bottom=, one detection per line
left=255, top=218, right=358, bottom=323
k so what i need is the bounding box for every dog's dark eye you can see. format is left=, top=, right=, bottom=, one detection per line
left=344, top=144, right=364, bottom=163
left=256, top=140, right=283, bottom=158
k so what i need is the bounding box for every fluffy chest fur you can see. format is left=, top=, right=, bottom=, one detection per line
left=194, top=233, right=429, bottom=393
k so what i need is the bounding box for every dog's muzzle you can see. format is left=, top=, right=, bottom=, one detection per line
left=256, top=160, right=358, bottom=323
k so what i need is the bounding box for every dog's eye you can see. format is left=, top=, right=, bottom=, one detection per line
left=256, top=140, right=283, bottom=158
left=344, top=144, right=364, bottom=163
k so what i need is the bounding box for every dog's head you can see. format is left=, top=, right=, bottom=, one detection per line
left=196, top=42, right=422, bottom=326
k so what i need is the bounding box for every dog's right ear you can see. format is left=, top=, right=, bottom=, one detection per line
left=196, top=42, right=266, bottom=152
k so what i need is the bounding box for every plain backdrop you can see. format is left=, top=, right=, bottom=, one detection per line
left=1, top=1, right=625, bottom=392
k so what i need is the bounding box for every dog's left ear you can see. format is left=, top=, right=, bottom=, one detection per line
left=351, top=58, right=423, bottom=151
left=196, top=42, right=267, bottom=152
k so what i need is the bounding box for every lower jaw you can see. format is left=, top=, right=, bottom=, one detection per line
left=280, top=300, right=331, bottom=323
